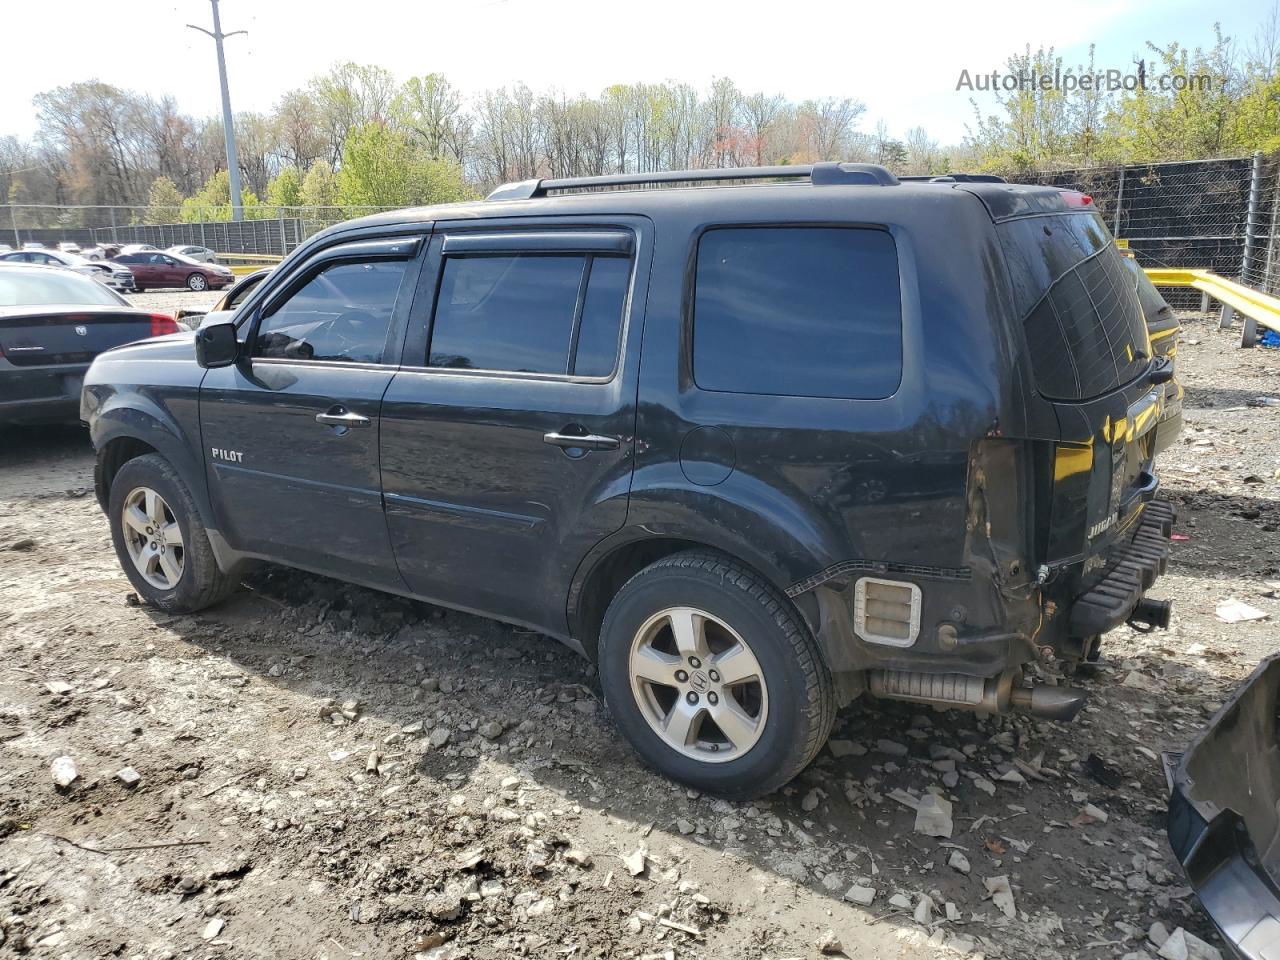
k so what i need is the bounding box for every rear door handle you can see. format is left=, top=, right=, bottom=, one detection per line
left=316, top=406, right=371, bottom=428
left=543, top=430, right=619, bottom=451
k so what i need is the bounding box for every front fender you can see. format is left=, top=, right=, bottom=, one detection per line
left=84, top=352, right=244, bottom=574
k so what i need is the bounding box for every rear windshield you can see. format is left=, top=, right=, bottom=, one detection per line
left=999, top=212, right=1149, bottom=402
left=0, top=269, right=126, bottom=307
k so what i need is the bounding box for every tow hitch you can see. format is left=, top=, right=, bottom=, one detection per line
left=1129, top=597, right=1173, bottom=631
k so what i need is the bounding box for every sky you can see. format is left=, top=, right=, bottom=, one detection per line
left=4, top=0, right=1277, bottom=146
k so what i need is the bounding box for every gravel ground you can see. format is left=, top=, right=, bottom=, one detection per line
left=1, top=303, right=1278, bottom=959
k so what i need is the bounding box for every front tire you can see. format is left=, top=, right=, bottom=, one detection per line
left=108, top=454, right=236, bottom=612
left=187, top=273, right=208, bottom=292
left=599, top=551, right=834, bottom=799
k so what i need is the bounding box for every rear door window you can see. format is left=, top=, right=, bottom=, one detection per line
left=692, top=227, right=903, bottom=400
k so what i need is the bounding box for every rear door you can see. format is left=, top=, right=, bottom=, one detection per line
left=116, top=254, right=154, bottom=285
left=199, top=235, right=423, bottom=587
left=379, top=219, right=650, bottom=633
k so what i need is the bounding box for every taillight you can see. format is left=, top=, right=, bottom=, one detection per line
left=150, top=314, right=179, bottom=337
left=1060, top=190, right=1093, bottom=208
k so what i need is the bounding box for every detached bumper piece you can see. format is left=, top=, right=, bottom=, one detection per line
left=1069, top=499, right=1175, bottom=636
left=1168, top=655, right=1280, bottom=959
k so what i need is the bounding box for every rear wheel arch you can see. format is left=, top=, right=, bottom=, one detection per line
left=570, top=536, right=821, bottom=661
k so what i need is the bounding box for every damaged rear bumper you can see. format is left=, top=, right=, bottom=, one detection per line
left=1069, top=498, right=1175, bottom=636
left=1168, top=654, right=1280, bottom=958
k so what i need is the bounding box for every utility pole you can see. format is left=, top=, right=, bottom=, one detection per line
left=188, top=0, right=246, bottom=221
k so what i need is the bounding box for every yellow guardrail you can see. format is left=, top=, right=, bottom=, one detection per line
left=214, top=252, right=283, bottom=276
left=1144, top=267, right=1280, bottom=347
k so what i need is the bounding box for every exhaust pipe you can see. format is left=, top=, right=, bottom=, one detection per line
left=869, top=668, right=1087, bottom=721
left=1129, top=597, right=1172, bottom=631
left=1009, top=684, right=1088, bottom=722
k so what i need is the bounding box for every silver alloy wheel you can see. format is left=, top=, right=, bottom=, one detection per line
left=628, top=606, right=769, bottom=763
left=121, top=486, right=185, bottom=590
left=188, top=274, right=207, bottom=291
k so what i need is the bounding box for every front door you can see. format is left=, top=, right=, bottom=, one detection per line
left=199, top=237, right=423, bottom=587
left=156, top=254, right=185, bottom=286
left=380, top=220, right=651, bottom=634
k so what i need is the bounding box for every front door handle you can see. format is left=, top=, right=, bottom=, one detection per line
left=316, top=406, right=371, bottom=428
left=543, top=429, right=619, bottom=451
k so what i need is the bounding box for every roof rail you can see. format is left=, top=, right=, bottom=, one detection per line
left=485, top=162, right=899, bottom=201
left=897, top=173, right=1008, bottom=184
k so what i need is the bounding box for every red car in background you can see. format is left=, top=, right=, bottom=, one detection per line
left=112, top=251, right=234, bottom=293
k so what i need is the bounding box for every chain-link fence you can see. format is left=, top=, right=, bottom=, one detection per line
left=1007, top=154, right=1278, bottom=300
left=3, top=160, right=1278, bottom=295
left=0, top=205, right=403, bottom=257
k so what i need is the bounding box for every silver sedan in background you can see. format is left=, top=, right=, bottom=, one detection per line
left=0, top=248, right=136, bottom=293
left=165, top=244, right=218, bottom=263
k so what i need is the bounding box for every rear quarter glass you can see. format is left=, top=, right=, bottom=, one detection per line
left=691, top=226, right=903, bottom=400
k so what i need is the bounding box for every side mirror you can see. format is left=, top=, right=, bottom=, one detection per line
left=195, top=321, right=240, bottom=368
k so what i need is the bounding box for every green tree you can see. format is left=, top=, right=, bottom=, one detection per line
left=335, top=123, right=470, bottom=212
left=180, top=169, right=264, bottom=222
left=266, top=166, right=303, bottom=209
left=299, top=159, right=338, bottom=212
left=394, top=73, right=469, bottom=162
left=141, top=176, right=185, bottom=223
left=1105, top=30, right=1240, bottom=161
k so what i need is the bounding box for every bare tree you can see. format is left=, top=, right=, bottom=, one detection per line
left=797, top=97, right=866, bottom=161
left=903, top=126, right=940, bottom=175
left=273, top=90, right=325, bottom=172
left=741, top=91, right=784, bottom=166
left=309, top=62, right=398, bottom=165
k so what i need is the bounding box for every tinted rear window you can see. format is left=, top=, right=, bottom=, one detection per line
left=1000, top=212, right=1149, bottom=401
left=692, top=227, right=902, bottom=399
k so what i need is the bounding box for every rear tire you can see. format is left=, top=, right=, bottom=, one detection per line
left=187, top=273, right=208, bottom=292
left=108, top=454, right=236, bottom=612
left=598, top=550, right=834, bottom=799
left=132, top=284, right=144, bottom=294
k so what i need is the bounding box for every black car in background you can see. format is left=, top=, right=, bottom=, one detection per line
left=0, top=264, right=177, bottom=424
left=1121, top=254, right=1183, bottom=454
left=82, top=163, right=1177, bottom=798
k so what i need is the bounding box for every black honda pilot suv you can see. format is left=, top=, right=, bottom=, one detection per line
left=83, top=163, right=1177, bottom=798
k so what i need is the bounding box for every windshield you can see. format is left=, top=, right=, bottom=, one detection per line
left=0, top=269, right=128, bottom=307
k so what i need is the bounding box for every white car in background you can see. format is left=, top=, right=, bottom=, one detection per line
left=119, top=243, right=159, bottom=256
left=57, top=241, right=82, bottom=254
left=0, top=248, right=136, bottom=292
left=166, top=244, right=218, bottom=263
